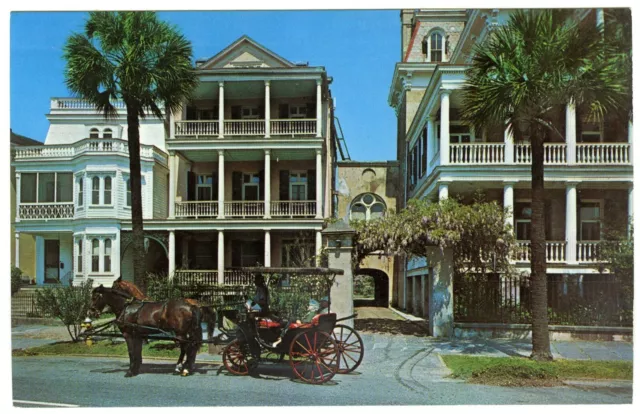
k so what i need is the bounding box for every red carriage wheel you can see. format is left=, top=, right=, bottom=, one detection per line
left=331, top=324, right=364, bottom=374
left=289, top=330, right=339, bottom=384
left=222, top=339, right=250, bottom=375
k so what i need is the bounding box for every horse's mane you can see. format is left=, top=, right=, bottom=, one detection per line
left=112, top=279, right=149, bottom=301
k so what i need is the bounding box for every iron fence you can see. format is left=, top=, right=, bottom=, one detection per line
left=454, top=273, right=632, bottom=327
left=11, top=290, right=52, bottom=318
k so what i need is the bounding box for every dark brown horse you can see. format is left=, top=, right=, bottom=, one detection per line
left=90, top=285, right=202, bottom=377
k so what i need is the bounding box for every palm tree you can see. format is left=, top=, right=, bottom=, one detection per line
left=461, top=9, right=630, bottom=361
left=64, top=12, right=198, bottom=291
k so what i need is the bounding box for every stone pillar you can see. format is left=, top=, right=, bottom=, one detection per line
left=168, top=152, right=176, bottom=219
left=412, top=276, right=418, bottom=315
left=322, top=221, right=356, bottom=328
left=315, top=149, right=323, bottom=219
left=264, top=150, right=271, bottom=218
left=565, top=183, right=578, bottom=263
left=15, top=172, right=20, bottom=222
left=426, top=246, right=454, bottom=337
left=503, top=182, right=515, bottom=231
left=264, top=80, right=271, bottom=138
left=168, top=230, right=175, bottom=278
left=315, top=230, right=323, bottom=266
left=218, top=81, right=225, bottom=138
left=504, top=126, right=514, bottom=163
left=628, top=186, right=634, bottom=238
left=439, top=90, right=451, bottom=166
left=15, top=233, right=20, bottom=268
left=218, top=150, right=225, bottom=218
left=438, top=183, right=449, bottom=201
left=566, top=101, right=576, bottom=164
left=264, top=230, right=271, bottom=267
left=421, top=274, right=428, bottom=318
left=316, top=79, right=322, bottom=138
left=217, top=231, right=224, bottom=284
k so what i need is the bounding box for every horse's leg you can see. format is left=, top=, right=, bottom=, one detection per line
left=175, top=342, right=186, bottom=374
left=185, top=317, right=203, bottom=375
left=123, top=332, right=136, bottom=378
left=131, top=335, right=143, bottom=376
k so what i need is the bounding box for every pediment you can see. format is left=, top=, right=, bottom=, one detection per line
left=199, top=36, right=295, bottom=70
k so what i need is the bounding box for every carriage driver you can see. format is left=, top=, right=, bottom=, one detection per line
left=246, top=273, right=270, bottom=315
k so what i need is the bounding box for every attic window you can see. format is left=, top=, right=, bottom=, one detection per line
left=422, top=30, right=447, bottom=63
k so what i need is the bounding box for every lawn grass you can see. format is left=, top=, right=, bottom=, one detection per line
left=441, top=355, right=633, bottom=387
left=12, top=340, right=208, bottom=359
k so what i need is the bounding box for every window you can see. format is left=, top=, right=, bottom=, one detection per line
left=20, top=173, right=73, bottom=203
left=125, top=179, right=132, bottom=207
left=430, top=32, right=443, bottom=62
left=104, top=177, right=112, bottom=205
left=282, top=240, right=314, bottom=267
left=103, top=128, right=112, bottom=139
left=289, top=172, right=308, bottom=200
left=580, top=201, right=602, bottom=241
left=241, top=106, right=259, bottom=119
left=92, top=177, right=100, bottom=205
left=240, top=241, right=262, bottom=267
left=289, top=104, right=307, bottom=119
left=89, top=128, right=99, bottom=139
left=515, top=202, right=532, bottom=240
left=91, top=239, right=99, bottom=272
left=38, top=173, right=55, bottom=202
left=580, top=122, right=603, bottom=143
left=20, top=173, right=37, bottom=203
left=350, top=193, right=387, bottom=221
left=242, top=173, right=260, bottom=201
left=104, top=239, right=112, bottom=272
left=449, top=124, right=472, bottom=143
left=197, top=108, right=217, bottom=120
left=76, top=240, right=83, bottom=273
left=196, top=175, right=213, bottom=200
left=77, top=177, right=84, bottom=206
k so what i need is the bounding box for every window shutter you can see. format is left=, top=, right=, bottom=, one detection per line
left=232, top=171, right=242, bottom=201
left=231, top=105, right=241, bottom=120
left=187, top=171, right=195, bottom=201
left=279, top=104, right=289, bottom=119
left=307, top=169, right=316, bottom=201
left=231, top=240, right=241, bottom=267
left=186, top=105, right=196, bottom=120
left=279, top=170, right=289, bottom=201
left=212, top=171, right=218, bottom=201
left=258, top=170, right=265, bottom=200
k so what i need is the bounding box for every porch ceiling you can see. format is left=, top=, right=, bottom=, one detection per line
left=180, top=147, right=317, bottom=163
left=193, top=79, right=316, bottom=100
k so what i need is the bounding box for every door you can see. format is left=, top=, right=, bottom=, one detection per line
left=44, top=240, right=60, bottom=282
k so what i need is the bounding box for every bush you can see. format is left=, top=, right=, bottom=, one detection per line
left=34, top=280, right=93, bottom=342
left=11, top=266, right=23, bottom=296
left=146, top=272, right=183, bottom=301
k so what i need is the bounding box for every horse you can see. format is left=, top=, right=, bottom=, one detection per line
left=112, top=277, right=217, bottom=373
left=89, top=285, right=202, bottom=377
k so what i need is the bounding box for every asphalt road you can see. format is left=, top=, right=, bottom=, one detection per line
left=11, top=332, right=632, bottom=407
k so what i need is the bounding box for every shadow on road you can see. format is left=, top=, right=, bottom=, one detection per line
left=355, top=318, right=430, bottom=337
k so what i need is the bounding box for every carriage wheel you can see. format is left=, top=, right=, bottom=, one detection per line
left=332, top=324, right=364, bottom=374
left=289, top=330, right=339, bottom=384
left=222, top=339, right=250, bottom=376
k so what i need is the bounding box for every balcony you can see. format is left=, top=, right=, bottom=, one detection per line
left=173, top=119, right=317, bottom=140
left=175, top=201, right=219, bottom=218
left=18, top=203, right=74, bottom=220
left=13, top=138, right=168, bottom=165
left=513, top=241, right=603, bottom=263
left=174, top=200, right=317, bottom=219
left=173, top=269, right=254, bottom=285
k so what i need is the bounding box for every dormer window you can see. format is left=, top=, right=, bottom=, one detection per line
left=423, top=31, right=446, bottom=63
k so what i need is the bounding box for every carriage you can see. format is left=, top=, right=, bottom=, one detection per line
left=82, top=267, right=364, bottom=384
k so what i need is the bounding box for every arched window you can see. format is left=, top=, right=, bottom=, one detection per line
left=103, top=128, right=113, bottom=139
left=92, top=177, right=100, bottom=205
left=350, top=193, right=387, bottom=221
left=91, top=239, right=99, bottom=272
left=104, top=239, right=112, bottom=272
left=89, top=128, right=99, bottom=139
left=104, top=177, right=112, bottom=205
left=423, top=31, right=445, bottom=63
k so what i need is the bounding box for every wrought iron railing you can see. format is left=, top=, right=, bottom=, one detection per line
left=18, top=203, right=74, bottom=220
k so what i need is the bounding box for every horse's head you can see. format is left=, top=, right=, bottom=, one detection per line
left=89, top=285, right=108, bottom=318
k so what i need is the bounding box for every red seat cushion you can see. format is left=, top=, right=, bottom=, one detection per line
left=258, top=319, right=281, bottom=329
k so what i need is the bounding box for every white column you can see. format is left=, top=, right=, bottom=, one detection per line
left=438, top=183, right=449, bottom=201
left=628, top=120, right=633, bottom=163
left=316, top=79, right=322, bottom=138
left=15, top=233, right=20, bottom=268
left=112, top=233, right=121, bottom=279
left=439, top=90, right=451, bottom=165
left=218, top=81, right=225, bottom=139
left=218, top=150, right=225, bottom=219
left=427, top=117, right=435, bottom=172
left=504, top=126, right=514, bottom=164
left=565, top=183, right=578, bottom=263
left=566, top=101, right=576, bottom=164
left=264, top=150, right=271, bottom=218
left=315, top=149, right=323, bottom=218
left=412, top=276, right=418, bottom=315
left=168, top=230, right=175, bottom=278
left=628, top=187, right=633, bottom=238
left=168, top=153, right=176, bottom=219
left=596, top=8, right=605, bottom=28
left=169, top=108, right=176, bottom=139
left=315, top=231, right=323, bottom=266
left=217, top=231, right=224, bottom=284
left=264, top=231, right=271, bottom=267
left=264, top=80, right=271, bottom=138
left=35, top=236, right=44, bottom=284
left=503, top=182, right=515, bottom=231
left=15, top=172, right=20, bottom=222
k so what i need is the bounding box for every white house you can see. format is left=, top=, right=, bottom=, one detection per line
left=388, top=9, right=633, bottom=312
left=12, top=36, right=337, bottom=287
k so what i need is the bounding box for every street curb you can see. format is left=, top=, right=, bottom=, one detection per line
left=389, top=306, right=425, bottom=322
left=563, top=379, right=633, bottom=388
left=11, top=352, right=222, bottom=364
left=12, top=317, right=63, bottom=326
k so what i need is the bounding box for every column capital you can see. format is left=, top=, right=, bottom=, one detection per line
left=440, top=88, right=452, bottom=97
left=218, top=150, right=225, bottom=157
left=565, top=181, right=580, bottom=189
left=503, top=180, right=517, bottom=186
left=15, top=232, right=20, bottom=239
left=316, top=78, right=322, bottom=86
left=316, top=149, right=322, bottom=156
left=264, top=149, right=270, bottom=156
left=218, top=81, right=225, bottom=87
left=15, top=172, right=21, bottom=179
left=264, top=80, right=271, bottom=87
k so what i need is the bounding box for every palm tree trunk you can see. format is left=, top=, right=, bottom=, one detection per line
left=530, top=134, right=552, bottom=361
left=126, top=103, right=147, bottom=293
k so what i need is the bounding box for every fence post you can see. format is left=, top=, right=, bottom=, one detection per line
left=426, top=246, right=454, bottom=337
left=322, top=221, right=356, bottom=328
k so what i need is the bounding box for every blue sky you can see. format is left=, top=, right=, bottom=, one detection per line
left=10, top=10, right=400, bottom=161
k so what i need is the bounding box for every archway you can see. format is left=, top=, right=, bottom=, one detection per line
left=120, top=237, right=168, bottom=281
left=354, top=268, right=389, bottom=307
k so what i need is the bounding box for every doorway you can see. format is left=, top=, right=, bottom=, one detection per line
left=44, top=240, right=60, bottom=283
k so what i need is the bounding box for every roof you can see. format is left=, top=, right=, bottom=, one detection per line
left=10, top=129, right=42, bottom=146
left=197, top=35, right=296, bottom=70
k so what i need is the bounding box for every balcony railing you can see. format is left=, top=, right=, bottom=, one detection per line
left=18, top=203, right=74, bottom=220
left=175, top=201, right=218, bottom=218
left=51, top=98, right=127, bottom=110
left=224, top=201, right=265, bottom=218
left=577, top=242, right=601, bottom=262
left=270, top=119, right=316, bottom=136
left=450, top=143, right=505, bottom=164
left=175, top=121, right=219, bottom=138
left=224, top=120, right=265, bottom=136
left=270, top=201, right=316, bottom=217
left=577, top=143, right=631, bottom=164
left=513, top=241, right=567, bottom=263
left=514, top=143, right=566, bottom=164
left=174, top=269, right=218, bottom=285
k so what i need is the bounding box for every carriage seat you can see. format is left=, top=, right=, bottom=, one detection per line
left=287, top=313, right=337, bottom=330
left=257, top=318, right=282, bottom=329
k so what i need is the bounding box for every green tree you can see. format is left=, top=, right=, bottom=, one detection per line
left=11, top=266, right=23, bottom=296
left=63, top=12, right=198, bottom=292
left=460, top=10, right=631, bottom=360
left=35, top=281, right=94, bottom=342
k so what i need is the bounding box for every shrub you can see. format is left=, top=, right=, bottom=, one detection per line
left=11, top=266, right=23, bottom=296
left=146, top=272, right=183, bottom=301
left=34, top=280, right=93, bottom=342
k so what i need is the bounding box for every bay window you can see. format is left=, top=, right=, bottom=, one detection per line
left=91, top=239, right=99, bottom=272
left=104, top=177, right=112, bottom=205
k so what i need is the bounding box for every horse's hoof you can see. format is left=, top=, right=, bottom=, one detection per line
left=181, top=369, right=190, bottom=377
left=125, top=372, right=133, bottom=378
